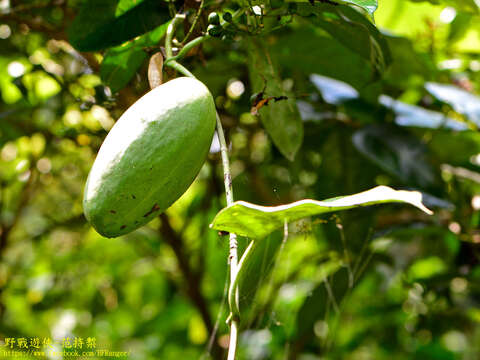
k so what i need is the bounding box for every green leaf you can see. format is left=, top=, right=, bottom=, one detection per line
left=410, top=0, right=479, bottom=13
left=236, top=233, right=284, bottom=320
left=248, top=38, right=303, bottom=161
left=352, top=125, right=436, bottom=187
left=68, top=0, right=170, bottom=52
left=271, top=27, right=375, bottom=94
left=100, top=23, right=169, bottom=92
left=297, top=3, right=391, bottom=75
left=425, top=82, right=480, bottom=126
left=100, top=48, right=146, bottom=93
left=380, top=95, right=468, bottom=130
left=283, top=0, right=378, bottom=16
left=210, top=186, right=432, bottom=239
left=295, top=268, right=350, bottom=338
left=340, top=0, right=378, bottom=15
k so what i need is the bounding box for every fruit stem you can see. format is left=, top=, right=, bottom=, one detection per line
left=216, top=115, right=240, bottom=360
left=165, top=15, right=240, bottom=359
left=165, top=14, right=185, bottom=59
left=167, top=61, right=195, bottom=78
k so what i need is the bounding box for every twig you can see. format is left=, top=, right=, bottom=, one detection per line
left=168, top=0, right=176, bottom=18
left=182, top=0, right=205, bottom=45
left=335, top=219, right=353, bottom=288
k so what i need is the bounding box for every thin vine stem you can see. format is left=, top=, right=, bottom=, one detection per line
left=182, top=0, right=205, bottom=45
left=164, top=15, right=240, bottom=360
left=228, top=238, right=255, bottom=318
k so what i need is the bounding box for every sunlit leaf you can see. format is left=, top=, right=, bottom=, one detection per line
left=425, top=82, right=480, bottom=126
left=410, top=0, right=479, bottom=13
left=340, top=0, right=378, bottom=15
left=310, top=74, right=359, bottom=104
left=210, top=186, right=432, bottom=239
left=380, top=95, right=469, bottom=130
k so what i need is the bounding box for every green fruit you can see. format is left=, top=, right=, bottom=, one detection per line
left=223, top=12, right=233, bottom=22
left=207, top=24, right=223, bottom=37
left=83, top=77, right=216, bottom=238
left=208, top=12, right=220, bottom=25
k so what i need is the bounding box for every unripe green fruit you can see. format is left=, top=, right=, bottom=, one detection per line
left=223, top=12, right=233, bottom=22
left=207, top=24, right=223, bottom=37
left=83, top=77, right=216, bottom=238
left=208, top=12, right=220, bottom=25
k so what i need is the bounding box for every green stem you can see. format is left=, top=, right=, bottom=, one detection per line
left=227, top=320, right=238, bottom=360
left=228, top=239, right=255, bottom=318
left=165, top=15, right=184, bottom=59
left=182, top=0, right=205, bottom=45
left=164, top=16, right=239, bottom=360
left=165, top=36, right=209, bottom=65
left=168, top=0, right=176, bottom=18
left=167, top=60, right=195, bottom=78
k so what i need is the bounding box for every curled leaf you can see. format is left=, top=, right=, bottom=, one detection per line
left=148, top=52, right=164, bottom=89
left=210, top=186, right=432, bottom=239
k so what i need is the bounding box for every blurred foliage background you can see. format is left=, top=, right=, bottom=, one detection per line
left=0, top=0, right=480, bottom=359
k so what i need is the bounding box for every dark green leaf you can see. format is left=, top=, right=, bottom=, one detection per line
left=100, top=23, right=169, bottom=92
left=295, top=268, right=350, bottom=338
left=297, top=3, right=392, bottom=74
left=248, top=38, right=303, bottom=161
left=68, top=0, right=170, bottom=52
left=100, top=48, right=146, bottom=93
left=271, top=27, right=375, bottom=91
left=352, top=124, right=436, bottom=187
left=236, top=234, right=284, bottom=320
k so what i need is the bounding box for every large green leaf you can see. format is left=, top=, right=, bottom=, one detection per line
left=100, top=23, right=169, bottom=92
left=210, top=186, right=432, bottom=239
left=352, top=124, right=436, bottom=187
left=248, top=38, right=303, bottom=161
left=68, top=0, right=170, bottom=52
left=236, top=233, right=284, bottom=321
left=271, top=27, right=375, bottom=91
left=296, top=3, right=391, bottom=75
